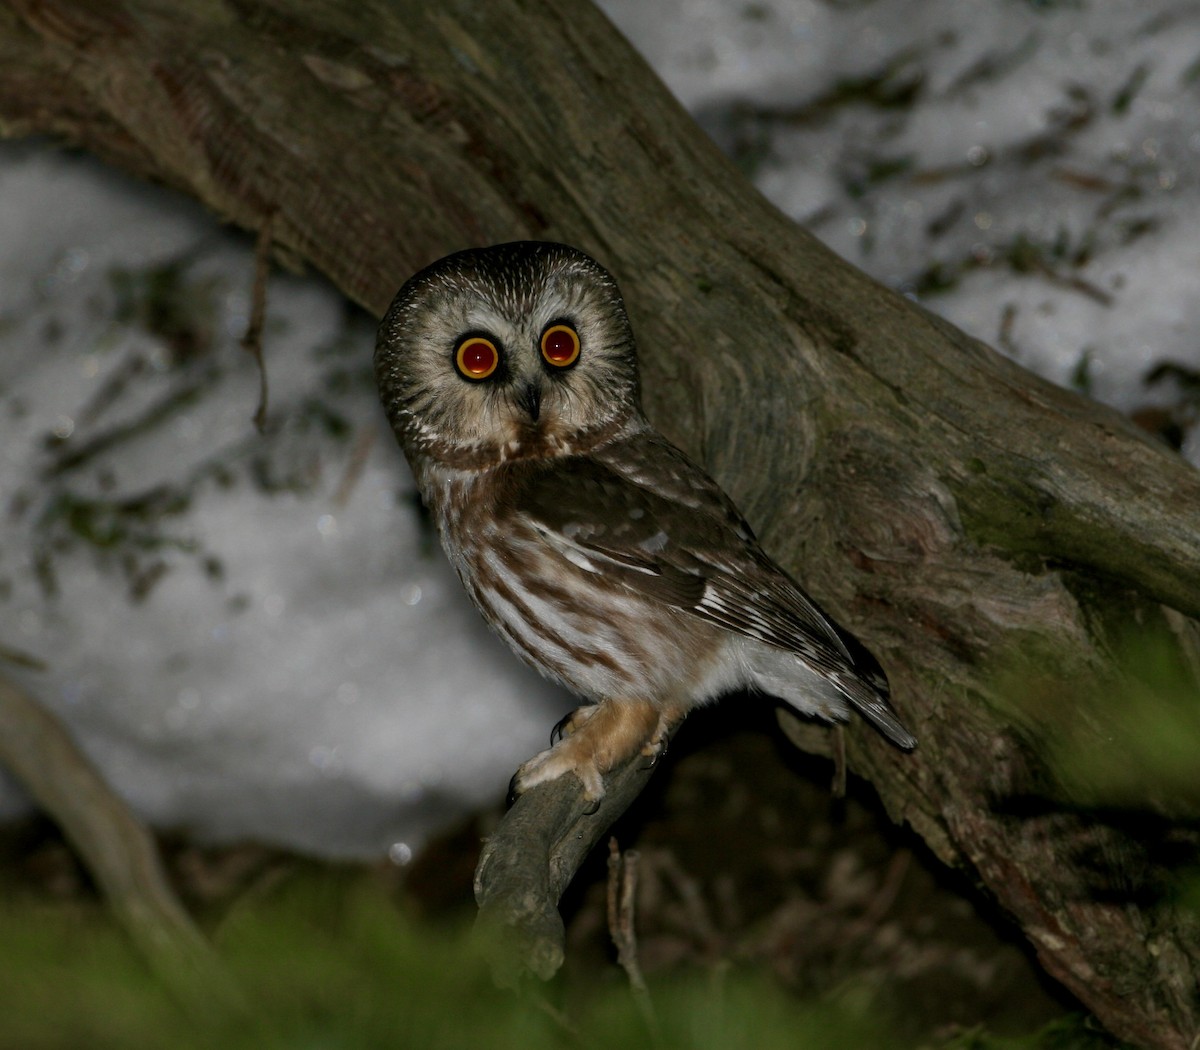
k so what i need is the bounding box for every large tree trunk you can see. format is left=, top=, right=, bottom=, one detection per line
left=2, top=1, right=1198, bottom=1046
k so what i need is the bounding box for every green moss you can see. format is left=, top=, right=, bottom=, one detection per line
left=0, top=868, right=1129, bottom=1050
left=1069, top=348, right=1093, bottom=396
left=38, top=489, right=195, bottom=552
left=1110, top=63, right=1149, bottom=116
left=108, top=258, right=220, bottom=366
left=1182, top=53, right=1200, bottom=86
left=937, top=1016, right=1121, bottom=1049
left=986, top=600, right=1200, bottom=824
left=1042, top=628, right=1200, bottom=815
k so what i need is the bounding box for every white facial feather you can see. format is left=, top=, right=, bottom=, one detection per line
left=376, top=242, right=642, bottom=464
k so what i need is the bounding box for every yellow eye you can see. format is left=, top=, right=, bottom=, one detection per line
left=455, top=336, right=499, bottom=380
left=540, top=324, right=580, bottom=368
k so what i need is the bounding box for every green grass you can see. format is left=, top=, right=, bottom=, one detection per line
left=0, top=872, right=891, bottom=1050
left=0, top=864, right=1128, bottom=1050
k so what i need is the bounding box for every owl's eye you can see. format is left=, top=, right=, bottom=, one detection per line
left=540, top=324, right=581, bottom=368
left=455, top=336, right=500, bottom=380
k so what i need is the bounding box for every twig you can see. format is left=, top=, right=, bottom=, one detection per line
left=859, top=848, right=911, bottom=930
left=606, top=839, right=658, bottom=1041
left=831, top=724, right=847, bottom=799
left=840, top=848, right=912, bottom=950
left=531, top=993, right=585, bottom=1044
left=997, top=302, right=1021, bottom=358
left=0, top=641, right=47, bottom=671
left=1041, top=267, right=1114, bottom=307
left=241, top=210, right=275, bottom=432
left=0, top=673, right=241, bottom=1014
left=655, top=849, right=722, bottom=956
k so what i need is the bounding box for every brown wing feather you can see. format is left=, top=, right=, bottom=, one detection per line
left=506, top=445, right=871, bottom=683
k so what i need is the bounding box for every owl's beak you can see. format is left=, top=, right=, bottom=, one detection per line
left=516, top=380, right=542, bottom=423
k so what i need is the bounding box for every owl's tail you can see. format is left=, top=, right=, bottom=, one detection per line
left=745, top=642, right=917, bottom=751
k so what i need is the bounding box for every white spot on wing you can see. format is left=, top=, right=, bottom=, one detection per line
left=560, top=546, right=599, bottom=572
left=638, top=530, right=669, bottom=554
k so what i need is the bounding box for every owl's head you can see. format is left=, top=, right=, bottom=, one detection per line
left=376, top=241, right=643, bottom=469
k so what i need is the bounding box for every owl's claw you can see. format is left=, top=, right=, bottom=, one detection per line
left=550, top=715, right=568, bottom=746
left=550, top=704, right=599, bottom=746
left=640, top=738, right=668, bottom=770
left=638, top=713, right=675, bottom=769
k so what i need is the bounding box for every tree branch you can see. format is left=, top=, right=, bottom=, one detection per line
left=474, top=754, right=658, bottom=983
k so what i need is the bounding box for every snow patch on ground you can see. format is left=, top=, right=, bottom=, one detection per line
left=0, top=145, right=567, bottom=858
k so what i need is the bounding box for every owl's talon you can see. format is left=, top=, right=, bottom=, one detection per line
left=640, top=737, right=666, bottom=770
left=550, top=704, right=599, bottom=746
left=640, top=737, right=668, bottom=766
left=638, top=713, right=675, bottom=769
left=550, top=718, right=566, bottom=746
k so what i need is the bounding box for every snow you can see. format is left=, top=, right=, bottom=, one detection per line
left=0, top=145, right=569, bottom=858
left=2, top=1, right=1198, bottom=857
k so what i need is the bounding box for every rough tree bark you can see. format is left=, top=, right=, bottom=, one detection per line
left=1, top=2, right=1198, bottom=1047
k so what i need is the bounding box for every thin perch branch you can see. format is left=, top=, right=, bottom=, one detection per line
left=474, top=750, right=660, bottom=984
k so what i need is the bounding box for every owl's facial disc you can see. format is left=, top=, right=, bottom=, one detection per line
left=376, top=242, right=643, bottom=466
left=445, top=313, right=588, bottom=440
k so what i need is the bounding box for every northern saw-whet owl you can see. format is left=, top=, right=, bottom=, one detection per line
left=375, top=241, right=915, bottom=803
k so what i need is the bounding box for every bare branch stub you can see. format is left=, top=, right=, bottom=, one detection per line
left=473, top=750, right=660, bottom=984
left=607, top=839, right=657, bottom=1038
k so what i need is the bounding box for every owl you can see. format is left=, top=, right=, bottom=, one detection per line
left=375, top=241, right=915, bottom=803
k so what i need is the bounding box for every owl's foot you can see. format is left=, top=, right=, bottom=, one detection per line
left=512, top=699, right=663, bottom=807
left=639, top=710, right=682, bottom=769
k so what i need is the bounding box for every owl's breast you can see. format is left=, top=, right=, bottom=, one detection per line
left=464, top=538, right=724, bottom=704
left=428, top=469, right=731, bottom=705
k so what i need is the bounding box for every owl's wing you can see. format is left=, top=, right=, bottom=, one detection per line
left=511, top=449, right=912, bottom=746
